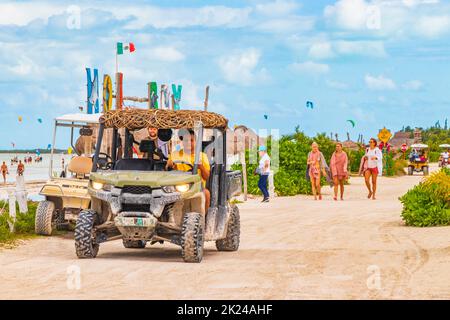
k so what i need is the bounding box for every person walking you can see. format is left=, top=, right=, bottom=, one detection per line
left=361, top=138, right=383, bottom=200
left=1, top=161, right=9, bottom=185
left=257, top=146, right=271, bottom=203
left=307, top=142, right=328, bottom=200
left=330, top=142, right=348, bottom=201
left=17, top=160, right=25, bottom=176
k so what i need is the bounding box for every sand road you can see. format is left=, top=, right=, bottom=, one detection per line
left=1, top=167, right=449, bottom=299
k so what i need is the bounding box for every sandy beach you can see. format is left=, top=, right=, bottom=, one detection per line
left=0, top=164, right=448, bottom=299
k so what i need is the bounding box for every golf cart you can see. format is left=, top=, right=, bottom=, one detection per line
left=407, top=143, right=429, bottom=176
left=74, top=109, right=242, bottom=263
left=438, top=144, right=450, bottom=168
left=35, top=113, right=102, bottom=235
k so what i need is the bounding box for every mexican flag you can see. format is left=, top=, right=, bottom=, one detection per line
left=117, top=42, right=135, bottom=55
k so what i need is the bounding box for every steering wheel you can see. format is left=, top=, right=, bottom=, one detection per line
left=94, top=153, right=113, bottom=170
left=172, top=160, right=194, bottom=172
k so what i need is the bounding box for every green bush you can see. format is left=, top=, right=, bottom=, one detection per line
left=428, top=151, right=441, bottom=163
left=347, top=149, right=365, bottom=173
left=399, top=168, right=450, bottom=227
left=231, top=128, right=336, bottom=196
left=0, top=201, right=37, bottom=243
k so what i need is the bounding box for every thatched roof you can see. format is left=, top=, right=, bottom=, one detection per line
left=100, top=109, right=228, bottom=130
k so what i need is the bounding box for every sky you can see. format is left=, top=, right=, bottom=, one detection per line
left=0, top=0, right=449, bottom=149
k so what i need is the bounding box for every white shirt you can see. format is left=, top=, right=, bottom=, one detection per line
left=366, top=147, right=381, bottom=169
left=442, top=152, right=449, bottom=159
left=259, top=153, right=271, bottom=175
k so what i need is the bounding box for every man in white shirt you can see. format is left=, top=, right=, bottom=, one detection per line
left=257, top=146, right=271, bottom=203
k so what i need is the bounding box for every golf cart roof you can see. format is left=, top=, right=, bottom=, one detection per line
left=439, top=144, right=450, bottom=148
left=100, top=108, right=228, bottom=130
left=55, top=113, right=101, bottom=124
left=411, top=143, right=429, bottom=149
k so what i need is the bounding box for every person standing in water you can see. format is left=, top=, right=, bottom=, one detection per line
left=307, top=142, right=328, bottom=200
left=17, top=160, right=25, bottom=176
left=1, top=161, right=9, bottom=185
left=362, top=138, right=383, bottom=200
left=330, top=142, right=348, bottom=201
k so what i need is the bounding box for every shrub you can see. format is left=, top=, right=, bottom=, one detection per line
left=231, top=128, right=336, bottom=196
left=0, top=201, right=37, bottom=243
left=399, top=168, right=450, bottom=227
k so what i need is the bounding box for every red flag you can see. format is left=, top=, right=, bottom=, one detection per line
left=129, top=42, right=135, bottom=52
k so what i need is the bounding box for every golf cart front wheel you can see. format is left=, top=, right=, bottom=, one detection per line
left=423, top=166, right=429, bottom=176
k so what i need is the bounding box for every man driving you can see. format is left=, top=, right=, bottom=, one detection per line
left=166, top=129, right=211, bottom=212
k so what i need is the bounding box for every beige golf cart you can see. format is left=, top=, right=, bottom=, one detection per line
left=35, top=113, right=103, bottom=235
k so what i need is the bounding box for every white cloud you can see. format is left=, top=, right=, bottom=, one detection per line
left=308, top=42, right=334, bottom=59
left=415, top=15, right=450, bottom=38
left=324, top=0, right=450, bottom=39
left=255, top=16, right=315, bottom=33
left=365, top=74, right=397, bottom=90
left=334, top=40, right=387, bottom=57
left=218, top=49, right=268, bottom=85
left=402, top=80, right=424, bottom=90
left=108, top=5, right=252, bottom=29
left=151, top=46, right=185, bottom=62
left=324, top=0, right=370, bottom=30
left=255, top=0, right=300, bottom=16
left=291, top=61, right=330, bottom=75
left=0, top=2, right=66, bottom=26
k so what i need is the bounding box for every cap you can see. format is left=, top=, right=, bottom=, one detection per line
left=258, top=146, right=267, bottom=152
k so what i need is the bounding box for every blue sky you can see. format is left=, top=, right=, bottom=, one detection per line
left=0, top=0, right=449, bottom=149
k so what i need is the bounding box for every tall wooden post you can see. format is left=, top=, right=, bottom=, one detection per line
left=204, top=85, right=210, bottom=111
left=240, top=151, right=248, bottom=201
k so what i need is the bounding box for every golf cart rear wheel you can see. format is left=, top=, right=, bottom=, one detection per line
left=74, top=210, right=99, bottom=259
left=408, top=166, right=413, bottom=175
left=423, top=166, right=429, bottom=176
left=181, top=212, right=204, bottom=263
left=35, top=200, right=55, bottom=236
left=216, top=204, right=240, bottom=252
left=123, top=239, right=147, bottom=249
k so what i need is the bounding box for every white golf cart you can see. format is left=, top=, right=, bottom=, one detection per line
left=35, top=113, right=102, bottom=235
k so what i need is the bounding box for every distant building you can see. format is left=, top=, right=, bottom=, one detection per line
left=389, top=131, right=415, bottom=150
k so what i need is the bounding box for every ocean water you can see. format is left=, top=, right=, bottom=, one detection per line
left=0, top=153, right=67, bottom=184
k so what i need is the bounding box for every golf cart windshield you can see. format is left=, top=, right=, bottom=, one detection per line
left=50, top=113, right=102, bottom=179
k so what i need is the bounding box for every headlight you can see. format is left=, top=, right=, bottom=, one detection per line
left=162, top=185, right=176, bottom=193
left=175, top=184, right=191, bottom=193
left=92, top=182, right=103, bottom=190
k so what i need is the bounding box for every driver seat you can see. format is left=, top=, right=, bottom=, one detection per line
left=68, top=156, right=93, bottom=179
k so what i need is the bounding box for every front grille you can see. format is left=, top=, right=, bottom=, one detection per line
left=122, top=203, right=150, bottom=212
left=122, top=185, right=151, bottom=194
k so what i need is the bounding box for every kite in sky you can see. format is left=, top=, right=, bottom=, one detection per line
left=347, top=119, right=356, bottom=128
left=37, top=118, right=43, bottom=123
left=306, top=101, right=314, bottom=109
left=264, top=114, right=268, bottom=120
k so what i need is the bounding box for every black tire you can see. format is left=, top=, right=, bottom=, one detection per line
left=74, top=210, right=99, bottom=258
left=407, top=166, right=413, bottom=176
left=216, top=204, right=240, bottom=252
left=123, top=239, right=147, bottom=248
left=423, top=166, right=429, bottom=176
left=35, top=201, right=55, bottom=235
left=181, top=212, right=204, bottom=263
